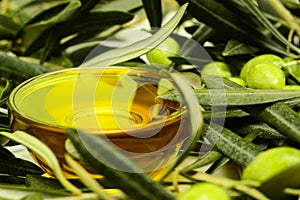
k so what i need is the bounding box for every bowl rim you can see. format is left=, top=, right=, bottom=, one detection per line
left=8, top=66, right=187, bottom=138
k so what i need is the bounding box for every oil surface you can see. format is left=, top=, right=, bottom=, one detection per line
left=13, top=68, right=174, bottom=135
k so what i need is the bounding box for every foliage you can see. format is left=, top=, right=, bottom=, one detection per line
left=1, top=0, right=300, bottom=199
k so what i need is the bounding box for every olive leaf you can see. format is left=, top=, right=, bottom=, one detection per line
left=0, top=131, right=81, bottom=195
left=286, top=63, right=300, bottom=83
left=157, top=88, right=300, bottom=107
left=25, top=174, right=70, bottom=196
left=201, top=74, right=300, bottom=144
left=24, top=0, right=82, bottom=62
left=158, top=70, right=204, bottom=180
left=24, top=1, right=71, bottom=25
left=60, top=11, right=135, bottom=49
left=26, top=0, right=81, bottom=28
left=0, top=153, right=44, bottom=176
left=65, top=154, right=114, bottom=200
left=241, top=0, right=300, bottom=54
left=202, top=122, right=262, bottom=168
left=176, top=0, right=295, bottom=57
left=0, top=53, right=50, bottom=82
left=141, top=0, right=162, bottom=27
left=0, top=78, right=12, bottom=106
left=0, top=175, right=25, bottom=185
left=66, top=128, right=176, bottom=200
left=0, top=15, right=20, bottom=39
left=20, top=193, right=43, bottom=200
left=245, top=102, right=300, bottom=144
left=80, top=3, right=189, bottom=67
left=222, top=40, right=259, bottom=56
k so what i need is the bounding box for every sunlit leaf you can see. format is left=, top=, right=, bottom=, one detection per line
left=81, top=3, right=188, bottom=67
left=26, top=0, right=81, bottom=28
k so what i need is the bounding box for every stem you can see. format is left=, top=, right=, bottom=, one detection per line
left=268, top=0, right=300, bottom=37
left=0, top=108, right=8, bottom=115
left=287, top=29, right=295, bottom=53
left=281, top=60, right=300, bottom=68
left=172, top=168, right=180, bottom=192
left=284, top=188, right=300, bottom=196
left=65, top=154, right=116, bottom=200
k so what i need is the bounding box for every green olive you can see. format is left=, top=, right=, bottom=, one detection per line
left=146, top=37, right=180, bottom=66
left=242, top=147, right=300, bottom=182
left=178, top=182, right=231, bottom=200
left=240, top=54, right=284, bottom=81
left=227, top=77, right=246, bottom=87
left=201, top=61, right=232, bottom=77
left=246, top=63, right=285, bottom=89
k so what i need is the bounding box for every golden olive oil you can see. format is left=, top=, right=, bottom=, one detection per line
left=9, top=67, right=189, bottom=179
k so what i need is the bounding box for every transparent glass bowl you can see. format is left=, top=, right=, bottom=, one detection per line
left=8, top=66, right=189, bottom=179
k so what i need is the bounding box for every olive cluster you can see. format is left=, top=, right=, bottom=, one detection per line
left=202, top=54, right=300, bottom=90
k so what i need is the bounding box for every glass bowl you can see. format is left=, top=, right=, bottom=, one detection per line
left=8, top=66, right=189, bottom=179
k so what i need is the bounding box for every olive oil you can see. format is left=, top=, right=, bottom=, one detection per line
left=9, top=67, right=189, bottom=179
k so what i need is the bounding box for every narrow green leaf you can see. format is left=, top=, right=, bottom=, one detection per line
left=0, top=53, right=50, bottom=82
left=0, top=15, right=20, bottom=38
left=66, top=128, right=175, bottom=200
left=0, top=78, right=12, bottom=106
left=142, top=0, right=162, bottom=27
left=202, top=75, right=244, bottom=90
left=0, top=175, right=25, bottom=185
left=203, top=74, right=300, bottom=144
left=65, top=154, right=114, bottom=200
left=80, top=3, right=188, bottom=67
left=222, top=39, right=259, bottom=56
left=95, top=0, right=142, bottom=12
left=206, top=131, right=259, bottom=174
left=72, top=0, right=100, bottom=17
left=267, top=0, right=300, bottom=36
left=244, top=102, right=300, bottom=144
left=176, top=0, right=249, bottom=36
left=286, top=63, right=300, bottom=83
left=21, top=193, right=43, bottom=200
left=241, top=0, right=300, bottom=54
left=24, top=11, right=134, bottom=58
left=225, top=116, right=286, bottom=140
left=158, top=89, right=300, bottom=107
left=0, top=155, right=43, bottom=176
left=203, top=122, right=262, bottom=168
left=181, top=150, right=222, bottom=173
left=0, top=131, right=81, bottom=195
left=27, top=0, right=81, bottom=28
left=60, top=11, right=134, bottom=49
left=177, top=0, right=295, bottom=57
left=25, top=174, right=70, bottom=195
